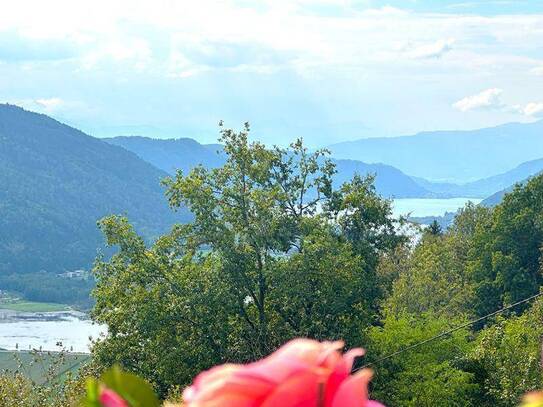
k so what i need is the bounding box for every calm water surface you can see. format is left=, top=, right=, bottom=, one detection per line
left=392, top=197, right=482, bottom=218
left=0, top=310, right=105, bottom=352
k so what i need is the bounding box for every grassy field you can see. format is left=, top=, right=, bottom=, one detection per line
left=0, top=299, right=70, bottom=312
left=0, top=350, right=90, bottom=384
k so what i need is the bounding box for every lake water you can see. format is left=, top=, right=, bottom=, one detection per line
left=0, top=198, right=481, bottom=352
left=0, top=309, right=105, bottom=353
left=392, top=197, right=482, bottom=218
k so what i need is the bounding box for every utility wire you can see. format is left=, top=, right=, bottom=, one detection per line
left=356, top=291, right=543, bottom=371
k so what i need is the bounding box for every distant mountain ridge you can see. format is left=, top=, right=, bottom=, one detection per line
left=106, top=136, right=435, bottom=198
left=0, top=104, right=190, bottom=275
left=332, top=159, right=431, bottom=198
left=479, top=167, right=543, bottom=207
left=104, top=136, right=225, bottom=174
left=414, top=157, right=543, bottom=198
left=328, top=121, right=543, bottom=183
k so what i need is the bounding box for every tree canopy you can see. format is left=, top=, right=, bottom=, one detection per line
left=91, top=124, right=406, bottom=395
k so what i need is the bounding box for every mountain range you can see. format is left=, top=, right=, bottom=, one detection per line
left=104, top=136, right=225, bottom=174
left=0, top=105, right=435, bottom=278
left=328, top=121, right=543, bottom=183
left=105, top=136, right=433, bottom=198
left=1, top=104, right=541, bottom=278
left=413, top=157, right=543, bottom=198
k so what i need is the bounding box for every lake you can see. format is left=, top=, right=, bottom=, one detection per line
left=0, top=198, right=482, bottom=352
left=392, top=197, right=482, bottom=218
left=0, top=309, right=104, bottom=353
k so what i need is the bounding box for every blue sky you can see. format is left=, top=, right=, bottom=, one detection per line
left=1, top=0, right=543, bottom=147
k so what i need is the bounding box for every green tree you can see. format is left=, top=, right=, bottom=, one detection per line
left=383, top=233, right=474, bottom=319
left=91, top=124, right=405, bottom=394
left=92, top=217, right=239, bottom=396
left=467, top=175, right=543, bottom=317
left=468, top=297, right=543, bottom=406
left=367, top=313, right=478, bottom=407
left=427, top=219, right=443, bottom=236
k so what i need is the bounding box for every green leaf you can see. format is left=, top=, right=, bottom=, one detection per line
left=80, top=378, right=102, bottom=407
left=101, top=365, right=160, bottom=407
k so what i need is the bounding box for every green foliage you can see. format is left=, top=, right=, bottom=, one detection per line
left=83, top=366, right=159, bottom=407
left=426, top=219, right=443, bottom=236
left=383, top=233, right=474, bottom=318
left=86, top=127, right=543, bottom=405
left=368, top=184, right=543, bottom=406
left=0, top=349, right=88, bottom=407
left=91, top=218, right=238, bottom=396
left=469, top=298, right=543, bottom=406
left=367, top=313, right=478, bottom=407
left=467, top=175, right=543, bottom=317
left=91, top=124, right=404, bottom=396
left=268, top=218, right=372, bottom=344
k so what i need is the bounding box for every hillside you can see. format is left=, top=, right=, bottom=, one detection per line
left=107, top=136, right=433, bottom=198
left=332, top=159, right=431, bottom=198
left=415, top=157, right=543, bottom=198
left=480, top=187, right=513, bottom=207
left=0, top=104, right=189, bottom=276
left=104, top=136, right=225, bottom=174
left=328, top=121, right=543, bottom=183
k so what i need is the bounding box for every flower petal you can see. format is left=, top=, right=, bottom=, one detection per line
left=331, top=369, right=373, bottom=407
left=245, top=339, right=343, bottom=384
left=183, top=364, right=274, bottom=406
left=324, top=348, right=365, bottom=406
left=260, top=369, right=323, bottom=407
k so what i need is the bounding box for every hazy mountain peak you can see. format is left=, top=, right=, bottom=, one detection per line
left=328, top=120, right=543, bottom=183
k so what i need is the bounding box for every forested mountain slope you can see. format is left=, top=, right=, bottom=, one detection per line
left=0, top=104, right=188, bottom=275
left=104, top=136, right=225, bottom=174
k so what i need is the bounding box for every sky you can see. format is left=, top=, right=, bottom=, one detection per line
left=1, top=0, right=543, bottom=147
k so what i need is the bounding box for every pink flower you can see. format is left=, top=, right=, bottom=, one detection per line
left=183, top=338, right=385, bottom=407
left=99, top=388, right=129, bottom=407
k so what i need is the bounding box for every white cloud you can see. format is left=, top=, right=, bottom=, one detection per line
left=2, top=97, right=94, bottom=117
left=0, top=0, right=542, bottom=78
left=34, top=97, right=64, bottom=111
left=404, top=39, right=455, bottom=59
left=453, top=88, right=504, bottom=112
left=514, top=102, right=543, bottom=117
left=523, top=102, right=543, bottom=116
left=1, top=0, right=543, bottom=141
left=454, top=89, right=543, bottom=118
left=80, top=38, right=152, bottom=71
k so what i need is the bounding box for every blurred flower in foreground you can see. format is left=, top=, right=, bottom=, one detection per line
left=183, top=338, right=385, bottom=407
left=521, top=391, right=543, bottom=407
left=99, top=388, right=129, bottom=407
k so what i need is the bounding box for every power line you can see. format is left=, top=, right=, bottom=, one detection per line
left=357, top=291, right=543, bottom=371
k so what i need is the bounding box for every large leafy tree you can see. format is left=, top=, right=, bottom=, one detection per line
left=367, top=313, right=478, bottom=407
left=467, top=175, right=543, bottom=316
left=382, top=210, right=482, bottom=320
left=91, top=123, right=405, bottom=394
left=468, top=297, right=543, bottom=406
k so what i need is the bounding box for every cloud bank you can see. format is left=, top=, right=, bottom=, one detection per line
left=0, top=0, right=542, bottom=144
